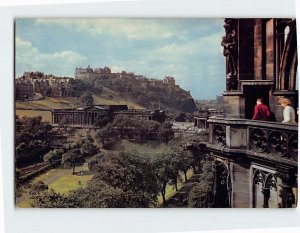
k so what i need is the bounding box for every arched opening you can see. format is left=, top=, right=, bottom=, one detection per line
left=253, top=169, right=278, bottom=208
left=265, top=174, right=278, bottom=208
left=214, top=160, right=231, bottom=207
left=253, top=170, right=264, bottom=208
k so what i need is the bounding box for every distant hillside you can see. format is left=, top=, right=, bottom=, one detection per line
left=16, top=87, right=144, bottom=110
left=16, top=69, right=198, bottom=113
left=81, top=76, right=198, bottom=113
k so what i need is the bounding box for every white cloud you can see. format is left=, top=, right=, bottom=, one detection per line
left=35, top=19, right=174, bottom=40
left=15, top=37, right=87, bottom=77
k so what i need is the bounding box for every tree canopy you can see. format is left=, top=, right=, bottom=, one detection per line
left=16, top=115, right=54, bottom=167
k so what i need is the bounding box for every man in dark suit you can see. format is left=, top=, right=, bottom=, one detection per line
left=252, top=98, right=271, bottom=121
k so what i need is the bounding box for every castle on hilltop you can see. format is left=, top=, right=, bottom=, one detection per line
left=75, top=65, right=180, bottom=89
left=15, top=66, right=189, bottom=101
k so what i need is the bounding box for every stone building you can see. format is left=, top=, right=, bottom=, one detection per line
left=15, top=72, right=73, bottom=99
left=163, top=76, right=176, bottom=85
left=15, top=79, right=34, bottom=100
left=114, top=109, right=152, bottom=121
left=52, top=105, right=128, bottom=126
left=94, top=66, right=111, bottom=79
left=75, top=65, right=94, bottom=80
left=204, top=19, right=298, bottom=208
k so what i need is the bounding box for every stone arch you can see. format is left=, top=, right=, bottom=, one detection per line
left=253, top=169, right=265, bottom=208
left=265, top=173, right=278, bottom=208
left=214, top=159, right=231, bottom=207
left=279, top=20, right=298, bottom=90
left=252, top=168, right=278, bottom=208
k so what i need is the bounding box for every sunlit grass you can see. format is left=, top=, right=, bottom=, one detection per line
left=49, top=173, right=92, bottom=195
left=16, top=109, right=52, bottom=122
left=157, top=169, right=194, bottom=205
left=16, top=164, right=93, bottom=208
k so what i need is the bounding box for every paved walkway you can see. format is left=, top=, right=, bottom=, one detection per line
left=166, top=173, right=201, bottom=208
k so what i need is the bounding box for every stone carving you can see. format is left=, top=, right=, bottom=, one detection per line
left=253, top=170, right=265, bottom=185
left=288, top=134, right=298, bottom=161
left=268, top=131, right=288, bottom=156
left=275, top=171, right=296, bottom=208
left=213, top=125, right=226, bottom=146
left=253, top=169, right=278, bottom=208
left=221, top=18, right=238, bottom=91
left=265, top=174, right=277, bottom=190
left=250, top=128, right=268, bottom=153
left=248, top=127, right=296, bottom=161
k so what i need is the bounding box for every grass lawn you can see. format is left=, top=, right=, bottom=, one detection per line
left=16, top=97, right=77, bottom=110
left=16, top=109, right=52, bottom=122
left=157, top=169, right=194, bottom=205
left=16, top=164, right=93, bottom=208
left=16, top=90, right=143, bottom=112
left=49, top=171, right=92, bottom=195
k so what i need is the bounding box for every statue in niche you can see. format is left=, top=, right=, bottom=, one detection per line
left=221, top=19, right=237, bottom=91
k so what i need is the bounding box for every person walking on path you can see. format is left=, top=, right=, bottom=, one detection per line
left=252, top=98, right=271, bottom=121
left=279, top=98, right=297, bottom=125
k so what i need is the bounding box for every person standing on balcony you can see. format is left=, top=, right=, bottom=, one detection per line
left=280, top=98, right=297, bottom=125
left=252, top=98, right=271, bottom=121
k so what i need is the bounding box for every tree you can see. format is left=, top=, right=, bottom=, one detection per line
left=88, top=151, right=160, bottom=207
left=171, top=146, right=193, bottom=181
left=43, top=149, right=64, bottom=167
left=95, top=123, right=113, bottom=146
left=78, top=92, right=94, bottom=107
left=78, top=137, right=99, bottom=156
left=15, top=116, right=54, bottom=167
left=70, top=181, right=126, bottom=208
left=158, top=122, right=174, bottom=144
left=32, top=189, right=81, bottom=208
left=29, top=181, right=49, bottom=199
left=152, top=152, right=178, bottom=206
left=62, top=149, right=85, bottom=174
left=188, top=161, right=215, bottom=208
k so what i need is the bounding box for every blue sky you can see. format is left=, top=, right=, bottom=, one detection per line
left=15, top=18, right=225, bottom=99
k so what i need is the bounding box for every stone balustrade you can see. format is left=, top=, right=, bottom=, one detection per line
left=207, top=117, right=298, bottom=167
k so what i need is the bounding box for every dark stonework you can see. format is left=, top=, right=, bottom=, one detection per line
left=275, top=170, right=296, bottom=208
left=221, top=18, right=238, bottom=91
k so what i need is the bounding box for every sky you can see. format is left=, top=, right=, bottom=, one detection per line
left=15, top=18, right=226, bottom=100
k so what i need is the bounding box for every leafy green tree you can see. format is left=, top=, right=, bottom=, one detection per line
left=62, top=149, right=85, bottom=174
left=78, top=137, right=99, bottom=156
left=158, top=122, right=174, bottom=144
left=29, top=181, right=49, bottom=199
left=43, top=149, right=64, bottom=167
left=78, top=92, right=94, bottom=107
left=152, top=152, right=178, bottom=206
left=88, top=151, right=160, bottom=207
left=70, top=181, right=126, bottom=208
left=32, top=189, right=81, bottom=208
left=15, top=116, right=54, bottom=167
left=188, top=161, right=215, bottom=208
left=171, top=146, right=193, bottom=181
left=95, top=123, right=113, bottom=146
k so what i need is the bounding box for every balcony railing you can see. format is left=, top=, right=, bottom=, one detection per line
left=207, top=117, right=298, bottom=166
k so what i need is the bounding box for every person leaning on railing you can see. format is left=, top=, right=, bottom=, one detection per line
left=279, top=98, right=297, bottom=125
